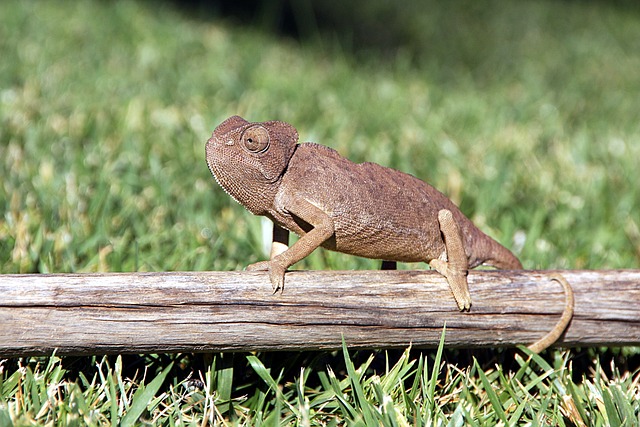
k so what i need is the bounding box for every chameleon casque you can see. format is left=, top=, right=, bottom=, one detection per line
left=205, top=115, right=573, bottom=352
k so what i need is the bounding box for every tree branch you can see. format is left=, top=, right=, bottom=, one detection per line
left=1, top=270, right=638, bottom=356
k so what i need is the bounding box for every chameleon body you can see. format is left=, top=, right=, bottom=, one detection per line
left=206, top=116, right=573, bottom=352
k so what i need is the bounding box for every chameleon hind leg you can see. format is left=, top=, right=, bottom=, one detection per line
left=429, top=209, right=472, bottom=311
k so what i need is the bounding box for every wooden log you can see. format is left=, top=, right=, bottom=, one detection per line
left=0, top=270, right=638, bottom=356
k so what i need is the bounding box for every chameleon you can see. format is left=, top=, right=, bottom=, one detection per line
left=205, top=115, right=574, bottom=352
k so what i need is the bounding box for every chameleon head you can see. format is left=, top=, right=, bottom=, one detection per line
left=205, top=116, right=299, bottom=212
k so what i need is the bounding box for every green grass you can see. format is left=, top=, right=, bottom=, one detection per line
left=1, top=0, right=639, bottom=425
left=1, top=339, right=639, bottom=425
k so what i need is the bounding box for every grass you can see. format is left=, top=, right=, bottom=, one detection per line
left=1, top=339, right=639, bottom=425
left=1, top=0, right=639, bottom=424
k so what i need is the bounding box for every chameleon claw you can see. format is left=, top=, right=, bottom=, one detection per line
left=455, top=294, right=472, bottom=312
left=247, top=260, right=286, bottom=293
left=268, top=261, right=286, bottom=293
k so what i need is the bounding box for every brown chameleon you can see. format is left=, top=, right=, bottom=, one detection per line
left=205, top=116, right=573, bottom=352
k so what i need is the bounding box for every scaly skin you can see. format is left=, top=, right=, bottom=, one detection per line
left=205, top=116, right=573, bottom=352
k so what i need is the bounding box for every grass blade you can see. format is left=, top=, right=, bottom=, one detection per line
left=610, top=383, right=635, bottom=426
left=426, top=325, right=446, bottom=416
left=247, top=355, right=280, bottom=395
left=475, top=360, right=509, bottom=425
left=326, top=366, right=359, bottom=419
left=0, top=407, right=12, bottom=427
left=214, top=353, right=234, bottom=404
left=341, top=337, right=379, bottom=426
left=601, top=386, right=622, bottom=427
left=120, top=362, right=173, bottom=427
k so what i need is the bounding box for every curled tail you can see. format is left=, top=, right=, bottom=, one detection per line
left=527, top=273, right=575, bottom=353
left=470, top=233, right=573, bottom=352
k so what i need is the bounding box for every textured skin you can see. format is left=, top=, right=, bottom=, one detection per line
left=205, top=115, right=521, bottom=290
left=206, top=116, right=573, bottom=351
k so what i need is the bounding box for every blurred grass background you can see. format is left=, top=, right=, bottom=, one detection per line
left=1, top=0, right=638, bottom=276
left=1, top=0, right=639, bottom=424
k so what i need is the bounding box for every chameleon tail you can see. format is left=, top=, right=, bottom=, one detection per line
left=527, top=273, right=575, bottom=353
left=474, top=234, right=523, bottom=270
left=487, top=247, right=523, bottom=270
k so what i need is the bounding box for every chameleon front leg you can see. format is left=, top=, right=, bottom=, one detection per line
left=247, top=198, right=335, bottom=292
left=429, top=209, right=472, bottom=311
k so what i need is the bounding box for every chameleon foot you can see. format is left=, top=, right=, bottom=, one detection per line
left=430, top=209, right=472, bottom=311
left=247, top=260, right=286, bottom=293
left=447, top=272, right=472, bottom=311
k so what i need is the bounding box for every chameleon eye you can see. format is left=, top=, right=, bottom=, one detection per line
left=242, top=126, right=270, bottom=153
